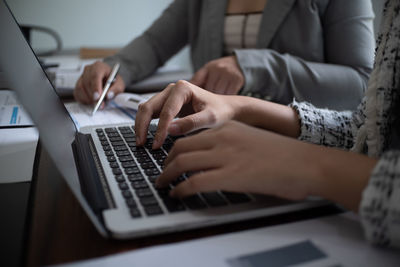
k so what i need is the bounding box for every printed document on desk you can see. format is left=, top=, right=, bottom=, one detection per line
left=51, top=213, right=400, bottom=267
left=64, top=101, right=136, bottom=131
left=64, top=93, right=155, bottom=130
left=0, top=90, right=34, bottom=127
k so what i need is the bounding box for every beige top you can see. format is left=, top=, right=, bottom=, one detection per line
left=224, top=13, right=263, bottom=55
left=226, top=0, right=267, bottom=14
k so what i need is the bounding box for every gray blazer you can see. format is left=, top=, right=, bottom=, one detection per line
left=105, top=0, right=375, bottom=110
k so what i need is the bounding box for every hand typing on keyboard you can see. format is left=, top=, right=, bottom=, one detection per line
left=134, top=80, right=313, bottom=202
left=98, top=125, right=252, bottom=218
left=155, top=120, right=313, bottom=200
left=134, top=80, right=238, bottom=149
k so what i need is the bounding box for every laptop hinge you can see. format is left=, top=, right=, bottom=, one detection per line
left=72, top=132, right=115, bottom=217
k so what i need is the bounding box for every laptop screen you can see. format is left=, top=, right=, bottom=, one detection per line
left=0, top=0, right=106, bottom=235
left=0, top=69, right=8, bottom=88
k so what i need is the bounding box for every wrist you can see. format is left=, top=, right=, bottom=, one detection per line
left=229, top=95, right=248, bottom=122
left=232, top=96, right=300, bottom=137
left=292, top=144, right=328, bottom=199
left=307, top=147, right=377, bottom=211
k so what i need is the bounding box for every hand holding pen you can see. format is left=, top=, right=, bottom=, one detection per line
left=91, top=62, right=120, bottom=116
left=73, top=61, right=126, bottom=107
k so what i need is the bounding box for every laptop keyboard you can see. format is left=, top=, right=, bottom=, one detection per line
left=95, top=126, right=252, bottom=218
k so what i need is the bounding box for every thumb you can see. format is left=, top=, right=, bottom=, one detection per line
left=168, top=110, right=213, bottom=135
left=190, top=67, right=208, bottom=87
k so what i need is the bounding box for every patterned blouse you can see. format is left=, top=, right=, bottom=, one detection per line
left=291, top=0, right=400, bottom=248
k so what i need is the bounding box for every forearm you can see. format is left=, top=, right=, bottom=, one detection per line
left=230, top=96, right=300, bottom=138
left=307, top=146, right=377, bottom=211
left=236, top=49, right=368, bottom=109
left=231, top=97, right=357, bottom=149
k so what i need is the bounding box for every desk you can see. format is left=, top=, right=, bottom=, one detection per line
left=24, top=146, right=342, bottom=266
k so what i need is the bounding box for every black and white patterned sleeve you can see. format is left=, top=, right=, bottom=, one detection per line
left=360, top=150, right=400, bottom=248
left=290, top=100, right=356, bottom=149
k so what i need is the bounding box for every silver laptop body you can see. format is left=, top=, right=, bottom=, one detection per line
left=0, top=0, right=327, bottom=239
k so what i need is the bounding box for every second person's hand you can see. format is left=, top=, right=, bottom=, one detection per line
left=73, top=61, right=126, bottom=105
left=134, top=80, right=239, bottom=149
left=190, top=56, right=245, bottom=95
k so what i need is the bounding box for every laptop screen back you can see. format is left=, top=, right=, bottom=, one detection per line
left=0, top=0, right=106, bottom=235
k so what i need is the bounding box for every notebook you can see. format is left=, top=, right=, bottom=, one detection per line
left=0, top=0, right=327, bottom=239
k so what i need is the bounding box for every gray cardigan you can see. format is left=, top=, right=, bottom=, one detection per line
left=104, top=0, right=375, bottom=110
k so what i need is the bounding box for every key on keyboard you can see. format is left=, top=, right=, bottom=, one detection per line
left=96, top=126, right=253, bottom=219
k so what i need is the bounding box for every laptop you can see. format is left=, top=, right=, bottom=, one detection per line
left=0, top=0, right=327, bottom=239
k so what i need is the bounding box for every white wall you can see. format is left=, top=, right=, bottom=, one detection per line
left=7, top=0, right=190, bottom=69
left=7, top=0, right=386, bottom=70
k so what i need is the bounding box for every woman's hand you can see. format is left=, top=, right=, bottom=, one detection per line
left=156, top=120, right=378, bottom=211
left=74, top=61, right=125, bottom=105
left=134, top=80, right=239, bottom=149
left=190, top=56, right=245, bottom=95
left=157, top=121, right=315, bottom=200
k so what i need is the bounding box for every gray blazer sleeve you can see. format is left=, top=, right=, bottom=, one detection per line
left=235, top=0, right=375, bottom=110
left=103, top=0, right=189, bottom=86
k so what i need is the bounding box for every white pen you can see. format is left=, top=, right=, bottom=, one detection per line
left=91, top=62, right=120, bottom=116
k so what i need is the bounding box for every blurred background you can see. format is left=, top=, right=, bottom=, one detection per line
left=7, top=0, right=386, bottom=71
left=7, top=0, right=191, bottom=69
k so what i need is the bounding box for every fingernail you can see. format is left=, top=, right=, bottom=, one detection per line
left=153, top=132, right=162, bottom=147
left=93, top=92, right=100, bottom=101
left=152, top=140, right=160, bottom=150
left=107, top=91, right=115, bottom=100
left=168, top=123, right=180, bottom=135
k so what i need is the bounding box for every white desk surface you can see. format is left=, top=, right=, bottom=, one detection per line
left=54, top=213, right=400, bottom=267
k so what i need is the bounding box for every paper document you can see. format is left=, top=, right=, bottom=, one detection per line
left=51, top=213, right=400, bottom=267
left=0, top=90, right=34, bottom=127
left=64, top=101, right=136, bottom=130
left=65, top=92, right=156, bottom=130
